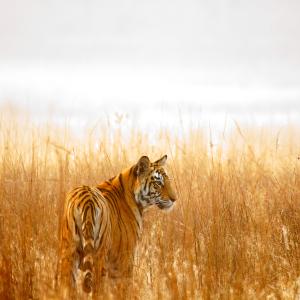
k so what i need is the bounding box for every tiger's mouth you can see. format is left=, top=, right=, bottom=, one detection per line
left=156, top=199, right=174, bottom=211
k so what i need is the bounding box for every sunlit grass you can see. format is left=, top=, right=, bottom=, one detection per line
left=1, top=109, right=300, bottom=299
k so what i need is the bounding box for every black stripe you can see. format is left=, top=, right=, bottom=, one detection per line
left=80, top=193, right=91, bottom=204
left=128, top=166, right=134, bottom=177
left=119, top=173, right=125, bottom=193
left=82, top=203, right=94, bottom=221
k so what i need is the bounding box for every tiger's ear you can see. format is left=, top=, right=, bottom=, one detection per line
left=136, top=156, right=150, bottom=176
left=153, top=155, right=167, bottom=166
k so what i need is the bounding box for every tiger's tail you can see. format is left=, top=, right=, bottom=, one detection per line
left=74, top=195, right=101, bottom=293
left=82, top=242, right=94, bottom=293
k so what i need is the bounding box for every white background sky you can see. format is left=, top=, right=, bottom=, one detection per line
left=0, top=0, right=300, bottom=134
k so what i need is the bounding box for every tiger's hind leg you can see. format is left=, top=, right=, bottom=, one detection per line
left=91, top=253, right=106, bottom=299
left=58, top=239, right=81, bottom=298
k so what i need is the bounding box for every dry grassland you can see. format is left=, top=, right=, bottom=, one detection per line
left=1, top=110, right=300, bottom=299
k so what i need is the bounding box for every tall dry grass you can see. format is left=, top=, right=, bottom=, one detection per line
left=1, top=110, right=300, bottom=299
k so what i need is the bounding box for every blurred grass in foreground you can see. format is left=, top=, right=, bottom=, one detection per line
left=1, top=109, right=300, bottom=299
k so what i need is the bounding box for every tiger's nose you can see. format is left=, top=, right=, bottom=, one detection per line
left=170, top=196, right=177, bottom=202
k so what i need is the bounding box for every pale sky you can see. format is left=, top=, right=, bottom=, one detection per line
left=0, top=0, right=300, bottom=127
left=1, top=0, right=300, bottom=72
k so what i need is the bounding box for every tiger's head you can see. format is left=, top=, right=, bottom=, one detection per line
left=134, top=155, right=177, bottom=211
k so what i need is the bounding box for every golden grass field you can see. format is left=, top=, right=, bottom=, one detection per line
left=1, top=109, right=300, bottom=299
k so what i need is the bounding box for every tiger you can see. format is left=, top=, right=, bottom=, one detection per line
left=57, top=155, right=177, bottom=294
